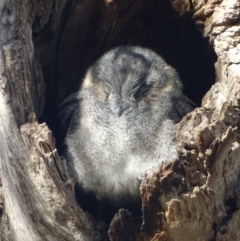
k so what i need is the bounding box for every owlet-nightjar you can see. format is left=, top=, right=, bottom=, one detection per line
left=62, top=46, right=194, bottom=203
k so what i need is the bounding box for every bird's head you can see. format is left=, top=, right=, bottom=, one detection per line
left=82, top=46, right=183, bottom=117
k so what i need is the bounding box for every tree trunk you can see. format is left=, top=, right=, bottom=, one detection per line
left=0, top=0, right=239, bottom=240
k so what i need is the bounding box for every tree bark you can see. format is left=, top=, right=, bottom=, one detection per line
left=0, top=1, right=99, bottom=240
left=140, top=0, right=240, bottom=240
left=0, top=0, right=240, bottom=240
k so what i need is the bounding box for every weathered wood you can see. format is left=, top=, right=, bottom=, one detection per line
left=0, top=0, right=240, bottom=240
left=140, top=0, right=240, bottom=240
left=0, top=1, right=100, bottom=240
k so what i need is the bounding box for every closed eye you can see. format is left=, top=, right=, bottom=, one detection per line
left=135, top=84, right=149, bottom=98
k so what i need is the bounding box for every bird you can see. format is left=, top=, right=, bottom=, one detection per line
left=60, top=46, right=194, bottom=203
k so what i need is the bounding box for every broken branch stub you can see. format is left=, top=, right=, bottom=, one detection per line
left=19, top=115, right=101, bottom=241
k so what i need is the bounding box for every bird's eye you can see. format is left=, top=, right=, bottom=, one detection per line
left=135, top=84, right=149, bottom=98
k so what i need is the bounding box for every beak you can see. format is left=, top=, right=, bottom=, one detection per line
left=112, top=101, right=128, bottom=117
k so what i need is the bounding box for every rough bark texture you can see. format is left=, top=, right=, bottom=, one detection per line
left=0, top=1, right=100, bottom=240
left=0, top=0, right=239, bottom=240
left=140, top=0, right=240, bottom=240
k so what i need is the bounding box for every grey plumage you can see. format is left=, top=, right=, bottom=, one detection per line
left=62, top=46, right=194, bottom=202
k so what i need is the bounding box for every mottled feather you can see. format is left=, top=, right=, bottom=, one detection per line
left=61, top=46, right=194, bottom=203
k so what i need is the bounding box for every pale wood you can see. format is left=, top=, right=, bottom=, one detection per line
left=0, top=0, right=240, bottom=240
left=140, top=0, right=240, bottom=240
left=0, top=0, right=99, bottom=240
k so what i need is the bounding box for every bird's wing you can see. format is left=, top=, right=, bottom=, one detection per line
left=170, top=95, right=195, bottom=122
left=58, top=92, right=82, bottom=145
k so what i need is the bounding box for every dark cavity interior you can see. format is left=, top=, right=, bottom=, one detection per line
left=33, top=0, right=217, bottom=222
